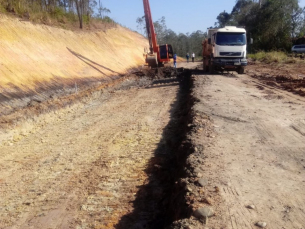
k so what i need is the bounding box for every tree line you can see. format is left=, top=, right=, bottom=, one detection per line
left=137, top=16, right=207, bottom=58
left=0, top=0, right=112, bottom=28
left=137, top=0, right=305, bottom=56
left=214, top=0, right=305, bottom=51
left=3, top=0, right=303, bottom=53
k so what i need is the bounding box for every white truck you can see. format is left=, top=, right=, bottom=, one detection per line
left=202, top=26, right=248, bottom=74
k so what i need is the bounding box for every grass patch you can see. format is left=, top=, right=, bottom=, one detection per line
left=284, top=58, right=297, bottom=64
left=0, top=4, right=6, bottom=13
left=248, top=51, right=288, bottom=63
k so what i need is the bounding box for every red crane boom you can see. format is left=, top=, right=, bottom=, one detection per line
left=142, top=0, right=173, bottom=67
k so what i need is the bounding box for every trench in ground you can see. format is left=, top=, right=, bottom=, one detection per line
left=0, top=67, right=197, bottom=228
left=115, top=68, right=196, bottom=228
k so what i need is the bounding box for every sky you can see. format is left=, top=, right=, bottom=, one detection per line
left=101, top=0, right=305, bottom=35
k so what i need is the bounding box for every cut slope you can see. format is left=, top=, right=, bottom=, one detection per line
left=0, top=15, right=148, bottom=98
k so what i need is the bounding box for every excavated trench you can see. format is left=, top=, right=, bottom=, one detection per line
left=116, top=68, right=195, bottom=228
left=0, top=66, right=198, bottom=228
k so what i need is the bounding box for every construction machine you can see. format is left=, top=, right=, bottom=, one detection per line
left=142, top=0, right=173, bottom=67
left=203, top=26, right=248, bottom=74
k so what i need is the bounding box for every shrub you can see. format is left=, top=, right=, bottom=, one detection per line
left=102, top=16, right=115, bottom=24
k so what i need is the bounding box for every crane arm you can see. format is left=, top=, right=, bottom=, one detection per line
left=143, top=0, right=158, bottom=54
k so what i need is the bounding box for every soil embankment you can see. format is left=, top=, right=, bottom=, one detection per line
left=0, top=15, right=147, bottom=117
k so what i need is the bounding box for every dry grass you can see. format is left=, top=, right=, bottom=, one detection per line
left=248, top=51, right=305, bottom=64
left=248, top=51, right=289, bottom=63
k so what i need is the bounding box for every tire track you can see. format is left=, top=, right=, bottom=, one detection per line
left=186, top=73, right=305, bottom=228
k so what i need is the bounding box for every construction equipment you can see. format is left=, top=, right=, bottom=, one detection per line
left=142, top=0, right=173, bottom=67
left=202, top=26, right=248, bottom=74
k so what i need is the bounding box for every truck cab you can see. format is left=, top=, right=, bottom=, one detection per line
left=203, top=26, right=248, bottom=74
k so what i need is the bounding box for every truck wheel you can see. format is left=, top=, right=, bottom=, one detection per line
left=238, top=66, right=245, bottom=74
left=209, top=61, right=214, bottom=74
left=158, top=62, right=164, bottom=67
left=203, top=58, right=209, bottom=72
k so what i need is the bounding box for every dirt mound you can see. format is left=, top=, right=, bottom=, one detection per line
left=133, top=67, right=186, bottom=80
left=247, top=61, right=305, bottom=97
left=250, top=73, right=305, bottom=97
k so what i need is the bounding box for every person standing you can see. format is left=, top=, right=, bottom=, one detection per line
left=173, top=53, right=177, bottom=68
left=192, top=52, right=195, bottom=62
left=186, top=53, right=189, bottom=63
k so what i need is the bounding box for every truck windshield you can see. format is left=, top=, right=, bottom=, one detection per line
left=216, top=32, right=246, bottom=46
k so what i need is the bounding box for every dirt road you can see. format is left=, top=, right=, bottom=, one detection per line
left=0, top=62, right=305, bottom=229
left=187, top=71, right=305, bottom=228
left=0, top=72, right=186, bottom=229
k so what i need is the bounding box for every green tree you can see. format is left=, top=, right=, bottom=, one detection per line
left=251, top=0, right=302, bottom=50
left=97, top=6, right=110, bottom=19
left=213, top=0, right=305, bottom=51
left=136, top=16, right=146, bottom=37
left=188, top=30, right=207, bottom=57
left=136, top=15, right=207, bottom=57
left=0, top=0, right=105, bottom=29
left=215, top=11, right=232, bottom=28
left=153, top=16, right=167, bottom=44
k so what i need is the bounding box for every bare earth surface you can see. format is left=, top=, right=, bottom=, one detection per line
left=0, top=61, right=305, bottom=229
left=188, top=70, right=305, bottom=228
left=0, top=75, right=180, bottom=228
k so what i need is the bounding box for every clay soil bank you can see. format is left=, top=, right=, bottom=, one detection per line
left=0, top=15, right=148, bottom=118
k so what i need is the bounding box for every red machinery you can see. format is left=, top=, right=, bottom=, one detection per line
left=142, top=0, right=173, bottom=67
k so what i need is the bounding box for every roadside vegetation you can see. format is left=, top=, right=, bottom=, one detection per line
left=248, top=51, right=305, bottom=64
left=248, top=51, right=289, bottom=63
left=136, top=16, right=207, bottom=59
left=136, top=0, right=305, bottom=59
left=1, top=0, right=304, bottom=58
left=214, top=0, right=305, bottom=52
left=0, top=0, right=114, bottom=29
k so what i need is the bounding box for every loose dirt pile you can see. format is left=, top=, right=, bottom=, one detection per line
left=247, top=59, right=305, bottom=97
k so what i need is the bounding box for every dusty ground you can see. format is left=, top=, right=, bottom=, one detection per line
left=0, top=60, right=305, bottom=229
left=0, top=65, right=194, bottom=229
left=247, top=59, right=305, bottom=97
left=171, top=61, right=305, bottom=229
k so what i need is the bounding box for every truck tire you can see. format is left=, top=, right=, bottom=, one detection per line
left=238, top=66, right=245, bottom=74
left=158, top=62, right=164, bottom=67
left=209, top=60, right=214, bottom=74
